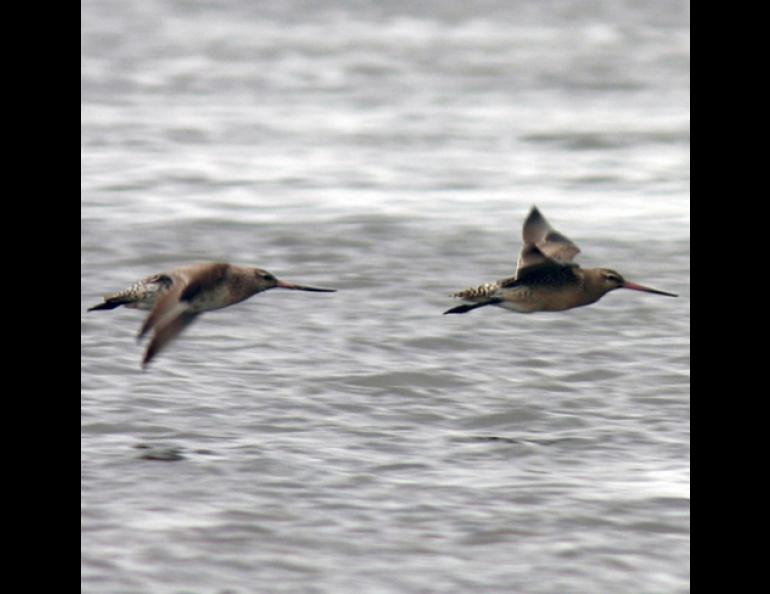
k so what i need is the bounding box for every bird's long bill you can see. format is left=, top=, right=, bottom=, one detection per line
left=276, top=280, right=336, bottom=292
left=622, top=281, right=678, bottom=297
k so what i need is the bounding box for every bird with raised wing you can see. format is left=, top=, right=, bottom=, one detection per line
left=88, top=262, right=336, bottom=367
left=444, top=206, right=677, bottom=315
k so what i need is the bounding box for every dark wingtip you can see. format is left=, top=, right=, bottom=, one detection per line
left=525, top=204, right=547, bottom=226
left=141, top=345, right=156, bottom=369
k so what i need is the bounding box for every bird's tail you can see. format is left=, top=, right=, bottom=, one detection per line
left=443, top=299, right=502, bottom=315
left=87, top=298, right=130, bottom=311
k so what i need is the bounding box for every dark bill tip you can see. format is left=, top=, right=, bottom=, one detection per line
left=622, top=281, right=678, bottom=297
left=276, top=280, right=336, bottom=292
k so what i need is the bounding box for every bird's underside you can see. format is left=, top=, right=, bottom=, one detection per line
left=445, top=261, right=582, bottom=314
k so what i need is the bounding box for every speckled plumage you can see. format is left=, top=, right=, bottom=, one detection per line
left=88, top=262, right=336, bottom=368
left=444, top=206, right=677, bottom=315
left=87, top=273, right=175, bottom=311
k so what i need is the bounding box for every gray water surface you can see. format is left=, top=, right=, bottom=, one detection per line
left=82, top=2, right=690, bottom=592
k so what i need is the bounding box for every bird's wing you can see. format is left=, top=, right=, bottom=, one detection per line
left=511, top=258, right=580, bottom=287
left=178, top=263, right=229, bottom=302
left=142, top=311, right=200, bottom=368
left=517, top=206, right=581, bottom=277
left=138, top=272, right=193, bottom=340
left=137, top=265, right=229, bottom=367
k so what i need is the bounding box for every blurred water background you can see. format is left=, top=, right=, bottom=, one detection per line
left=81, top=1, right=690, bottom=592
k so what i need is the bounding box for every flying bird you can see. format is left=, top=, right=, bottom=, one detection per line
left=88, top=262, right=336, bottom=367
left=444, top=206, right=677, bottom=315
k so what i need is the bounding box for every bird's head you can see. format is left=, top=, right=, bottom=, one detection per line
left=596, top=268, right=677, bottom=297
left=253, top=268, right=336, bottom=293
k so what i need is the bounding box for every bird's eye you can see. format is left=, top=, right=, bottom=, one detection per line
left=263, top=274, right=276, bottom=282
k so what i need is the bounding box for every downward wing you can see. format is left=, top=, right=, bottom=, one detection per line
left=142, top=311, right=200, bottom=368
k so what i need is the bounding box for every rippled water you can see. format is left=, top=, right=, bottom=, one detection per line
left=82, top=1, right=690, bottom=593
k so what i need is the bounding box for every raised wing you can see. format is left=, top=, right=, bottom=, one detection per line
left=516, top=206, right=581, bottom=277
